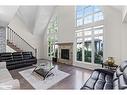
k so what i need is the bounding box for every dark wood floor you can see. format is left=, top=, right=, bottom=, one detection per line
left=9, top=60, right=93, bottom=89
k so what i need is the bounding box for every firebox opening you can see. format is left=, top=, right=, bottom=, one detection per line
left=61, top=49, right=69, bottom=60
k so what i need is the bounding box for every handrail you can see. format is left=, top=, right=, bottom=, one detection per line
left=7, top=26, right=37, bottom=57
left=7, top=26, right=35, bottom=50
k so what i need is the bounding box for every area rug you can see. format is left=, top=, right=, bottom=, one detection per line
left=19, top=68, right=70, bottom=89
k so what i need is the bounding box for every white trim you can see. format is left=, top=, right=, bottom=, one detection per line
left=75, top=20, right=104, bottom=30
left=73, top=61, right=102, bottom=70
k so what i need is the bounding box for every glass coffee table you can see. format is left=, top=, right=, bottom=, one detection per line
left=32, top=63, right=55, bottom=80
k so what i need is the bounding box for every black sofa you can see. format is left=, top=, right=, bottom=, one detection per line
left=81, top=61, right=127, bottom=90
left=0, top=52, right=37, bottom=70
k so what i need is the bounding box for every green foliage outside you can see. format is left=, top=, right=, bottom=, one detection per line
left=77, top=48, right=103, bottom=64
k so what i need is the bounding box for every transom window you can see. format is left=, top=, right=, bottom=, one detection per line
left=75, top=6, right=104, bottom=64
left=76, top=6, right=104, bottom=27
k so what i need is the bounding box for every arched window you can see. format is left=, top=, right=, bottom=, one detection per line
left=75, top=6, right=104, bottom=64
left=47, top=16, right=58, bottom=58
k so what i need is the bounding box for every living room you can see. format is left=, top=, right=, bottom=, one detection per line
left=0, top=1, right=127, bottom=94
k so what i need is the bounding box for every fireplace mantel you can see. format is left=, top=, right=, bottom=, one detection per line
left=57, top=42, right=73, bottom=65
left=56, top=42, right=73, bottom=45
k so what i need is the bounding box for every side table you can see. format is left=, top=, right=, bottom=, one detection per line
left=102, top=62, right=118, bottom=71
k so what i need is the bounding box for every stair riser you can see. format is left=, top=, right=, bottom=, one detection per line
left=7, top=41, right=22, bottom=52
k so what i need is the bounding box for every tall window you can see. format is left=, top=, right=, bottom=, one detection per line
left=47, top=16, right=58, bottom=58
left=75, top=6, right=104, bottom=64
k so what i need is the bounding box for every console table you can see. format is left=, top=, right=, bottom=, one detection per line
left=33, top=63, right=55, bottom=80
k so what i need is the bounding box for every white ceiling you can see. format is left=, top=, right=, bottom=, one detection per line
left=33, top=6, right=55, bottom=35
left=0, top=6, right=19, bottom=26
left=16, top=6, right=39, bottom=33
left=16, top=6, right=55, bottom=36
left=112, top=6, right=123, bottom=12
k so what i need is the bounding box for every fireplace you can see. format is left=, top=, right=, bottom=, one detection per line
left=61, top=49, right=69, bottom=60
left=57, top=42, right=73, bottom=65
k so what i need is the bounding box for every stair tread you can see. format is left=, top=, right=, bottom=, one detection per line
left=7, top=41, right=22, bottom=52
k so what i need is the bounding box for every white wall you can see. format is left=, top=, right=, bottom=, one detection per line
left=56, top=6, right=75, bottom=43
left=121, top=22, right=127, bottom=61
left=0, top=27, right=6, bottom=52
left=103, top=7, right=122, bottom=64
left=8, top=15, right=43, bottom=59
left=121, top=7, right=127, bottom=61
left=6, top=45, right=16, bottom=52
left=42, top=6, right=75, bottom=59
left=122, top=6, right=127, bottom=22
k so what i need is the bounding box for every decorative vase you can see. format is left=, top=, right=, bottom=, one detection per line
left=107, top=57, right=115, bottom=66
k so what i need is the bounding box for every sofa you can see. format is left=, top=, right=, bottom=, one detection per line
left=81, top=61, right=127, bottom=90
left=0, top=62, right=20, bottom=89
left=0, top=52, right=37, bottom=70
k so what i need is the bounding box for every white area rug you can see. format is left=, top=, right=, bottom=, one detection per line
left=19, top=68, right=70, bottom=89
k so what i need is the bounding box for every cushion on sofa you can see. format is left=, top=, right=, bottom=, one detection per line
left=114, top=74, right=127, bottom=89
left=0, top=53, right=13, bottom=62
left=0, top=53, right=12, bottom=57
left=23, top=58, right=37, bottom=63
left=0, top=69, right=13, bottom=83
left=6, top=60, right=24, bottom=66
left=12, top=52, right=23, bottom=61
left=22, top=52, right=33, bottom=60
left=120, top=61, right=127, bottom=71
left=81, top=70, right=113, bottom=89
left=123, top=67, right=127, bottom=81
left=0, top=62, right=20, bottom=89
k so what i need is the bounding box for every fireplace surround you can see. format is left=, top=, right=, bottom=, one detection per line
left=57, top=43, right=73, bottom=65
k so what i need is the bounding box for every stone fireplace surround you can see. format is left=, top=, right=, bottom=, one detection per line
left=57, top=42, right=73, bottom=65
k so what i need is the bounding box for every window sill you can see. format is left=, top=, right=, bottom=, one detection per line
left=73, top=61, right=102, bottom=70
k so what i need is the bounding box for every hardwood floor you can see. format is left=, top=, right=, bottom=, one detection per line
left=9, top=60, right=93, bottom=89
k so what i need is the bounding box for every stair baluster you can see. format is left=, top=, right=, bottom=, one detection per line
left=6, top=26, right=37, bottom=57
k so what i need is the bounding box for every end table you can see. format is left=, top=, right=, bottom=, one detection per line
left=102, top=62, right=118, bottom=71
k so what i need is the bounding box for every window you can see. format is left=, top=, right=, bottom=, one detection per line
left=75, top=6, right=104, bottom=64
left=76, top=6, right=104, bottom=26
left=76, top=37, right=83, bottom=61
left=47, top=16, right=58, bottom=58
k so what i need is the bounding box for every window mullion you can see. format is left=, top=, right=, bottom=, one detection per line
left=47, top=16, right=58, bottom=58
left=53, top=34, right=55, bottom=57
left=82, top=30, right=85, bottom=62
left=91, top=7, right=95, bottom=64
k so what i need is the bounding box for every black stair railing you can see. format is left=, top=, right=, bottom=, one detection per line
left=6, top=26, right=37, bottom=57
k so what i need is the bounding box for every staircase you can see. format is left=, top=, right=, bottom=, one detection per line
left=6, top=26, right=37, bottom=57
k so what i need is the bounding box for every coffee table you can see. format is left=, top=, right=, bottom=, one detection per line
left=33, top=63, right=55, bottom=80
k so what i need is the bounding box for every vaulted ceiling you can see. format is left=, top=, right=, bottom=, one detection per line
left=0, top=6, right=19, bottom=26
left=0, top=6, right=125, bottom=36
left=14, top=6, right=124, bottom=36
left=16, top=6, right=55, bottom=36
